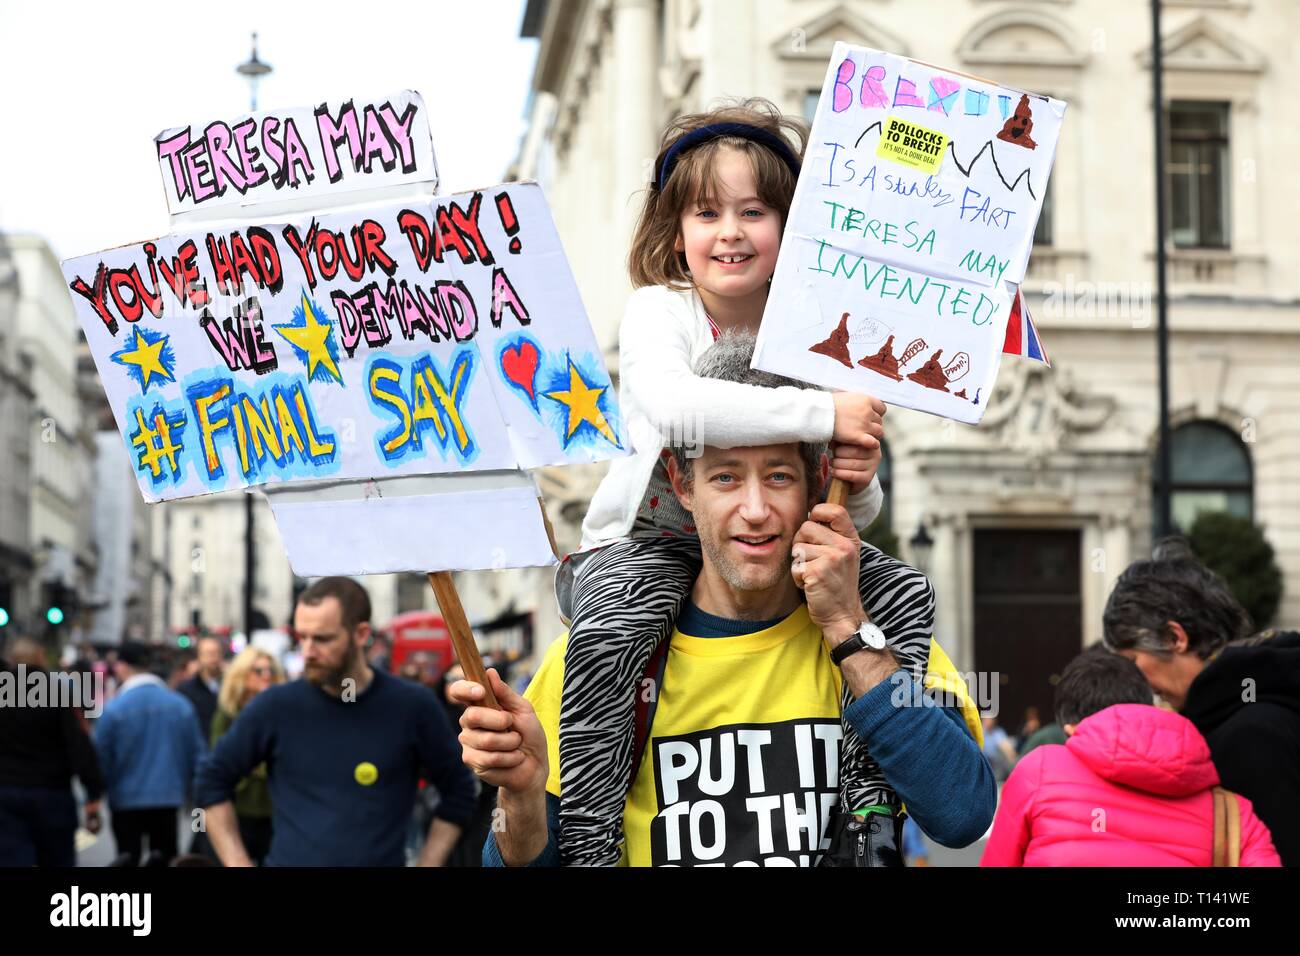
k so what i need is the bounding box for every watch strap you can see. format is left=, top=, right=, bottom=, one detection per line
left=831, top=632, right=868, bottom=666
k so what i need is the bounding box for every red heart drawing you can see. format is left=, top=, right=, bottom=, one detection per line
left=501, top=340, right=540, bottom=402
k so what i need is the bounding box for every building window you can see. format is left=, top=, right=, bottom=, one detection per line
left=1161, top=421, right=1252, bottom=532
left=398, top=573, right=428, bottom=613
left=1033, top=176, right=1053, bottom=246
left=1167, top=102, right=1229, bottom=249
left=803, top=89, right=821, bottom=123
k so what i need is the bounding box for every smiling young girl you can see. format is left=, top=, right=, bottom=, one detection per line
left=557, top=99, right=931, bottom=866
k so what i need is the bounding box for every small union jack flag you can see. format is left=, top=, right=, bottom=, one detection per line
left=1001, top=286, right=1050, bottom=367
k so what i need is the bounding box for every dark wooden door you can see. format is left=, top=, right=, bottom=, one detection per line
left=973, top=529, right=1082, bottom=733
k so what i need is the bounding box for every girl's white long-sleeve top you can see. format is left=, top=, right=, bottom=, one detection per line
left=579, top=284, right=883, bottom=550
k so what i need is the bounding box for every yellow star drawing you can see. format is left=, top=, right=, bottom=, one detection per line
left=274, top=292, right=342, bottom=383
left=115, top=327, right=174, bottom=391
left=544, top=358, right=619, bottom=447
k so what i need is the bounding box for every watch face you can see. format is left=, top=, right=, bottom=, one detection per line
left=861, top=624, right=887, bottom=650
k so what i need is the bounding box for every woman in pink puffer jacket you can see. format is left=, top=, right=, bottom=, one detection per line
left=981, top=653, right=1280, bottom=867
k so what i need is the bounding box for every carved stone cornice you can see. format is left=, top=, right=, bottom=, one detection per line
left=979, top=360, right=1116, bottom=459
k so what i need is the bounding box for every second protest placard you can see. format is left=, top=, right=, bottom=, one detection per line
left=754, top=43, right=1066, bottom=424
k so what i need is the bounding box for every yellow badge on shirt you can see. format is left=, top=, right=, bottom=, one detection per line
left=354, top=762, right=378, bottom=786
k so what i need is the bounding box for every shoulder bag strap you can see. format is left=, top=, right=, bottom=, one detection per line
left=1211, top=786, right=1241, bottom=867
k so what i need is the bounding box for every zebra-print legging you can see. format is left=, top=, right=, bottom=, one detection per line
left=556, top=534, right=934, bottom=866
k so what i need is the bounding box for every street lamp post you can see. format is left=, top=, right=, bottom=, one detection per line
left=236, top=33, right=272, bottom=640
left=236, top=32, right=273, bottom=112
left=909, top=521, right=935, bottom=576
left=1152, top=1, right=1173, bottom=538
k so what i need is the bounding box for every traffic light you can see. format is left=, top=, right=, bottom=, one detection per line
left=42, top=582, right=74, bottom=635
left=0, top=580, right=10, bottom=629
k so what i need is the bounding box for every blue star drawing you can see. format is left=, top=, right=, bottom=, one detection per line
left=110, top=326, right=177, bottom=394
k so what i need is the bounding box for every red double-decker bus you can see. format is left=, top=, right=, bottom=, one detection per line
left=384, top=611, right=455, bottom=676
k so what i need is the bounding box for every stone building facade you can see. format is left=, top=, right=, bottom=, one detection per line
left=7, top=234, right=99, bottom=640
left=0, top=233, right=34, bottom=633
left=505, top=0, right=1299, bottom=719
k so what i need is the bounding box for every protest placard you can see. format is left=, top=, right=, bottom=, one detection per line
left=155, top=91, right=438, bottom=218
left=63, top=93, right=627, bottom=577
left=753, top=44, right=1066, bottom=424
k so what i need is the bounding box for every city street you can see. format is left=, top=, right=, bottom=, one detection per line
left=2, top=0, right=1297, bottom=885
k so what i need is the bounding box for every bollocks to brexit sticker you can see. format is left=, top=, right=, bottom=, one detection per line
left=876, top=116, right=949, bottom=174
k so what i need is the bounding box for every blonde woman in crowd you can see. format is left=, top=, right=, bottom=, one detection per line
left=209, top=647, right=283, bottom=865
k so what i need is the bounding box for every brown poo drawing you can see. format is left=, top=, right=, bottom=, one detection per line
left=997, top=93, right=1038, bottom=150
left=858, top=334, right=903, bottom=382
left=906, top=349, right=951, bottom=392
left=809, top=312, right=854, bottom=368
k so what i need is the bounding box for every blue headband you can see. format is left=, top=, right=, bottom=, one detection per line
left=655, top=122, right=802, bottom=191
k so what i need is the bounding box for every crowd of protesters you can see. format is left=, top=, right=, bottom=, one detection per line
left=0, top=537, right=1294, bottom=868
left=0, top=576, right=497, bottom=867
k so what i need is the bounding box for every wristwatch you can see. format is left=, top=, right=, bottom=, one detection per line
left=830, top=620, right=888, bottom=666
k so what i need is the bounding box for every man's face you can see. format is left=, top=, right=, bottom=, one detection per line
left=196, top=638, right=223, bottom=678
left=671, top=443, right=819, bottom=594
left=295, top=597, right=366, bottom=689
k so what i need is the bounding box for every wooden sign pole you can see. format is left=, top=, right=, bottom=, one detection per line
left=427, top=571, right=500, bottom=710
left=825, top=476, right=849, bottom=508
left=424, top=497, right=560, bottom=712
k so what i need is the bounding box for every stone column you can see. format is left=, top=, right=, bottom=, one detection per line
left=612, top=0, right=659, bottom=250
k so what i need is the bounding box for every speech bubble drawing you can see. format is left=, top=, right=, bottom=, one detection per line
left=943, top=351, right=971, bottom=382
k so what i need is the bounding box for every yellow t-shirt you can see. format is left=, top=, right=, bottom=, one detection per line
left=526, top=607, right=982, bottom=867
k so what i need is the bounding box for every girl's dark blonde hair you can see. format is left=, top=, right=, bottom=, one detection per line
left=628, top=97, right=808, bottom=290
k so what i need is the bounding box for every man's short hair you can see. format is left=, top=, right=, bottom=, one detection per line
left=118, top=641, right=153, bottom=670
left=297, top=576, right=372, bottom=632
left=195, top=635, right=224, bottom=655
left=1102, top=557, right=1251, bottom=660
left=1054, top=645, right=1153, bottom=726
left=668, top=330, right=827, bottom=493
left=3, top=637, right=47, bottom=669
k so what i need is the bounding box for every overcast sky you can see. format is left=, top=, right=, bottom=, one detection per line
left=0, top=0, right=538, bottom=260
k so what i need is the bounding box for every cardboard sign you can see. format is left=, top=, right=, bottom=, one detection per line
left=155, top=91, right=437, bottom=217
left=63, top=183, right=627, bottom=502
left=64, top=92, right=628, bottom=575
left=753, top=44, right=1066, bottom=424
